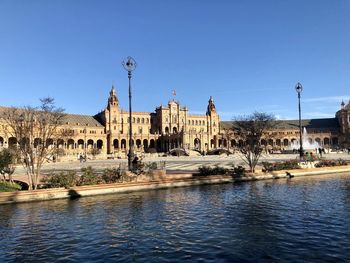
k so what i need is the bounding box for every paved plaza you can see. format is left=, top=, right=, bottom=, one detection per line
left=12, top=152, right=350, bottom=177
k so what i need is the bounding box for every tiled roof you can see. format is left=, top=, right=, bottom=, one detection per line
left=0, top=106, right=103, bottom=127
left=221, top=118, right=340, bottom=130
left=60, top=114, right=103, bottom=127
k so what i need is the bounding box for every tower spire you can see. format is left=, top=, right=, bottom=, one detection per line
left=206, top=96, right=216, bottom=116
left=108, top=84, right=119, bottom=106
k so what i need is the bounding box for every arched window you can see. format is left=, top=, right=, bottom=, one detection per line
left=137, top=118, right=140, bottom=123
left=141, top=118, right=145, bottom=124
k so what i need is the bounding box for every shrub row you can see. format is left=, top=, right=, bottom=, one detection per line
left=43, top=166, right=128, bottom=189
left=314, top=159, right=348, bottom=168
left=261, top=160, right=301, bottom=172
left=197, top=165, right=245, bottom=177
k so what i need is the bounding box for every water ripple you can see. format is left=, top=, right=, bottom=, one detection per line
left=1, top=174, right=350, bottom=262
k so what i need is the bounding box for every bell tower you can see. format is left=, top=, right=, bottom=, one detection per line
left=206, top=96, right=220, bottom=148
left=105, top=84, right=122, bottom=153
left=108, top=85, right=119, bottom=108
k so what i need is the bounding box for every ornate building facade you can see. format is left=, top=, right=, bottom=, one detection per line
left=0, top=86, right=349, bottom=156
left=0, top=86, right=220, bottom=156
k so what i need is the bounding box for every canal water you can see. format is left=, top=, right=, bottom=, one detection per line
left=1, top=174, right=350, bottom=262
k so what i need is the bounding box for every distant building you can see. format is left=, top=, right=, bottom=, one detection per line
left=0, top=86, right=349, bottom=156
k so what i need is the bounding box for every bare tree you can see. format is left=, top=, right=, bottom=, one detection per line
left=223, top=128, right=234, bottom=152
left=2, top=98, right=65, bottom=190
left=232, top=112, right=276, bottom=173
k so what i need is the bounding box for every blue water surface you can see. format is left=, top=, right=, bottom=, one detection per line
left=1, top=174, right=350, bottom=262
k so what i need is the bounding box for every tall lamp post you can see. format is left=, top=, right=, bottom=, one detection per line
left=122, top=56, right=137, bottom=171
left=295, top=82, right=303, bottom=158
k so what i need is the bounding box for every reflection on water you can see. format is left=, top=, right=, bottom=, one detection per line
left=1, top=174, right=350, bottom=262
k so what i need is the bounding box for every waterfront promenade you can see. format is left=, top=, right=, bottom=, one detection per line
left=11, top=152, right=350, bottom=177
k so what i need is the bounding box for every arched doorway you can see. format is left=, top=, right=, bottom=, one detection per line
left=78, top=139, right=84, bottom=149
left=87, top=139, right=94, bottom=149
left=8, top=137, right=17, bottom=149
left=150, top=139, right=155, bottom=148
left=67, top=139, right=75, bottom=149
left=315, top=138, right=321, bottom=146
left=143, top=139, right=148, bottom=150
left=324, top=138, right=330, bottom=146
left=276, top=139, right=281, bottom=147
left=268, top=139, right=273, bottom=146
left=121, top=139, right=126, bottom=149
left=57, top=139, right=65, bottom=148
left=231, top=139, right=236, bottom=147
left=136, top=139, right=141, bottom=149
left=194, top=138, right=200, bottom=150
left=46, top=138, right=54, bottom=149
left=113, top=139, right=119, bottom=149
left=34, top=138, right=42, bottom=148
left=97, top=140, right=103, bottom=149
left=210, top=139, right=215, bottom=148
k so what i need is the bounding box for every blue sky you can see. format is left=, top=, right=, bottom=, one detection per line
left=0, top=0, right=350, bottom=120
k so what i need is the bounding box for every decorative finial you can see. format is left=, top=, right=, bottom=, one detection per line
left=172, top=89, right=176, bottom=100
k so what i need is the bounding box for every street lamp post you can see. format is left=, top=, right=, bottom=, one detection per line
left=122, top=56, right=137, bottom=171
left=295, top=82, right=303, bottom=158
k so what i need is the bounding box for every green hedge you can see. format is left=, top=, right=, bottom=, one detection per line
left=197, top=165, right=245, bottom=177
left=261, top=160, right=300, bottom=172
left=44, top=166, right=131, bottom=188
left=44, top=171, right=79, bottom=189
left=0, top=181, right=22, bottom=192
